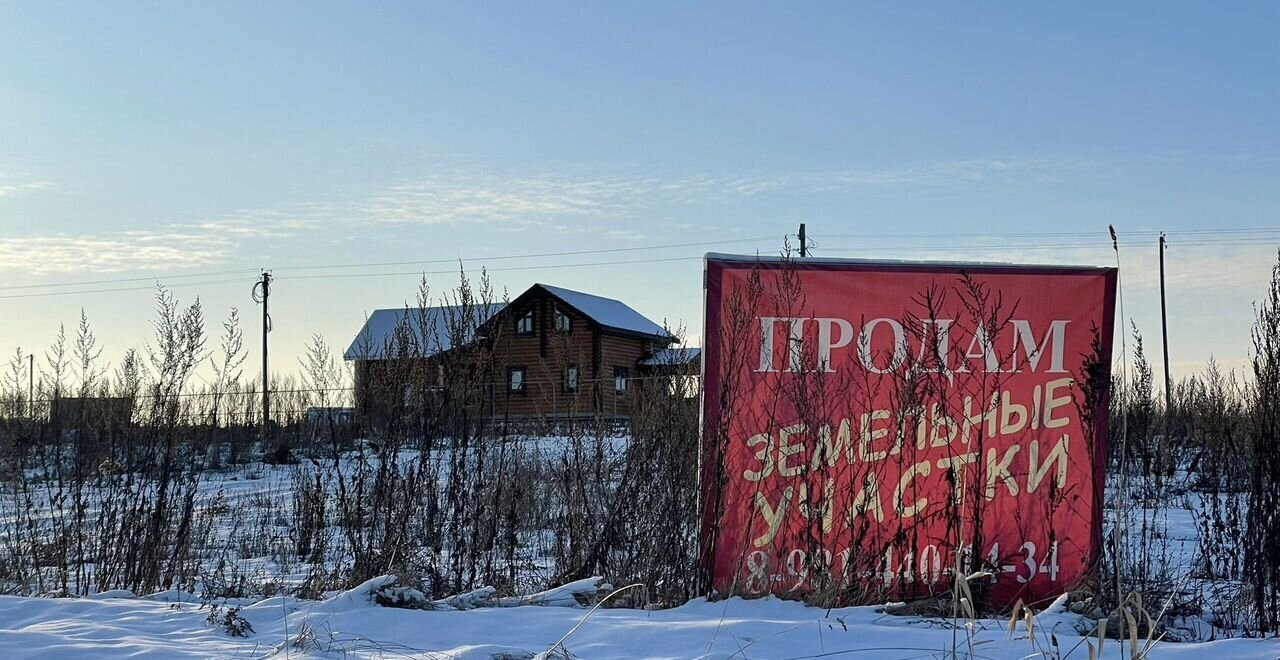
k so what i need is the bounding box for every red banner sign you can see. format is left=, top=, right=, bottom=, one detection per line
left=700, top=255, right=1117, bottom=606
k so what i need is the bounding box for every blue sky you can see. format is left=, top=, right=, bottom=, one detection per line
left=2, top=1, right=1279, bottom=382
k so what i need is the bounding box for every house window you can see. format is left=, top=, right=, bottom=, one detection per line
left=554, top=307, right=571, bottom=333
left=516, top=310, right=534, bottom=336
left=564, top=365, right=580, bottom=392
left=508, top=367, right=527, bottom=394
left=614, top=367, right=629, bottom=394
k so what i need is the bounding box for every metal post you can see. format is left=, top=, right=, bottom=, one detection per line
left=253, top=271, right=272, bottom=441
left=1159, top=234, right=1172, bottom=412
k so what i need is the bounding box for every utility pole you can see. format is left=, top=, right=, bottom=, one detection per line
left=1159, top=233, right=1172, bottom=413
left=27, top=353, right=33, bottom=419
left=798, top=223, right=808, bottom=257
left=253, top=271, right=272, bottom=442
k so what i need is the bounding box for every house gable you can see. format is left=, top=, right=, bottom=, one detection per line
left=482, top=283, right=673, bottom=343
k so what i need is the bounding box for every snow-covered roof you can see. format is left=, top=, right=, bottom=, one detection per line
left=343, top=303, right=506, bottom=360
left=535, top=284, right=671, bottom=339
left=346, top=284, right=671, bottom=361
left=639, top=347, right=701, bottom=367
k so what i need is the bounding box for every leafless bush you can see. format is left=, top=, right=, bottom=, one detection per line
left=1246, top=252, right=1280, bottom=634
left=288, top=269, right=701, bottom=604
left=5, top=250, right=1279, bottom=646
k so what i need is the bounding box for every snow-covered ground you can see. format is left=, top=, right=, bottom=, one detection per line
left=1, top=584, right=1277, bottom=659
left=0, top=451, right=1271, bottom=657
left=0, top=440, right=608, bottom=598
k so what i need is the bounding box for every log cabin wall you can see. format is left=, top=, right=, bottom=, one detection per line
left=351, top=285, right=674, bottom=427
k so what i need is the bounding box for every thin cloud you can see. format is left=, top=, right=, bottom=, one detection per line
left=0, top=232, right=230, bottom=275
left=0, top=174, right=54, bottom=199
left=321, top=157, right=1077, bottom=225
left=0, top=157, right=1080, bottom=274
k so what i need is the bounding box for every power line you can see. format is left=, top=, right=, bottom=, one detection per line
left=275, top=255, right=709, bottom=282
left=0, top=268, right=259, bottom=292
left=0, top=277, right=252, bottom=301
left=0, top=236, right=781, bottom=294
left=0, top=254, right=716, bottom=300
left=270, top=235, right=780, bottom=272
left=817, top=237, right=1280, bottom=252
left=272, top=227, right=1280, bottom=276
left=810, top=226, right=1280, bottom=240
left=8, top=237, right=1280, bottom=298
left=5, top=226, right=1279, bottom=299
